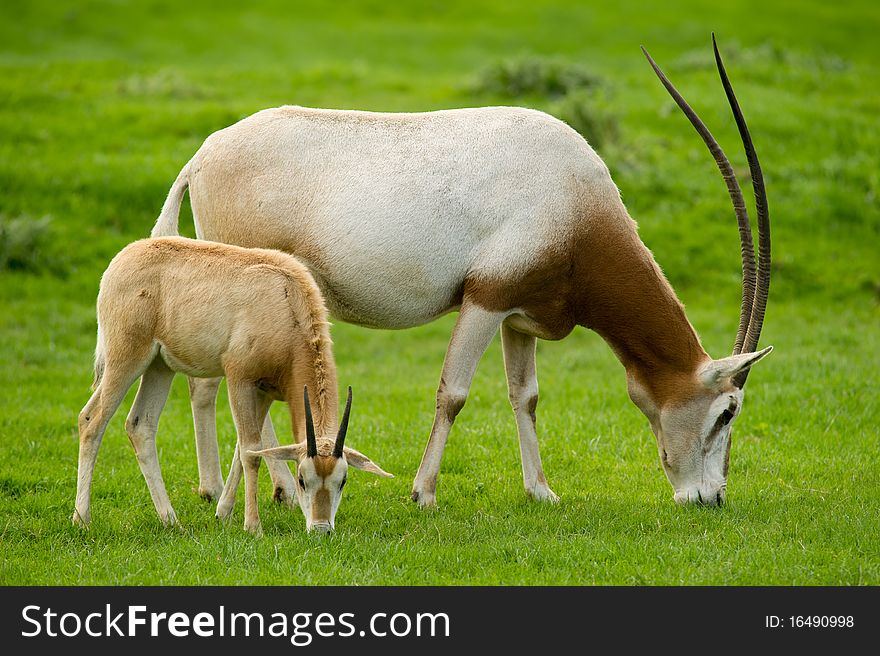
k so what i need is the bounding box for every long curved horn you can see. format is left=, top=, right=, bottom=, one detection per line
left=712, top=34, right=771, bottom=387
left=303, top=386, right=317, bottom=458
left=333, top=386, right=352, bottom=458
left=641, top=43, right=757, bottom=359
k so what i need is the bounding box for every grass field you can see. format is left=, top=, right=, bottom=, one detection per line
left=1, top=0, right=878, bottom=585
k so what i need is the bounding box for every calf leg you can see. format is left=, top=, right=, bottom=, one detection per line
left=215, top=412, right=297, bottom=520
left=215, top=441, right=242, bottom=521
left=261, top=413, right=297, bottom=505
left=190, top=377, right=294, bottom=504
left=125, top=357, right=178, bottom=525
left=411, top=304, right=506, bottom=507
left=187, top=376, right=225, bottom=500
left=74, top=347, right=156, bottom=526
left=226, top=380, right=272, bottom=535
left=501, top=321, right=558, bottom=502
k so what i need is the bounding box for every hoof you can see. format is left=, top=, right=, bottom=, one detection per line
left=160, top=509, right=179, bottom=527
left=197, top=485, right=223, bottom=501
left=527, top=485, right=559, bottom=503
left=411, top=489, right=437, bottom=508
left=215, top=501, right=235, bottom=522
left=273, top=486, right=297, bottom=508
left=72, top=509, right=90, bottom=527
left=244, top=522, right=263, bottom=538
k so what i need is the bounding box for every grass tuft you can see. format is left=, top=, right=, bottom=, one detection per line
left=472, top=55, right=602, bottom=99
left=550, top=89, right=619, bottom=148
left=0, top=214, right=67, bottom=275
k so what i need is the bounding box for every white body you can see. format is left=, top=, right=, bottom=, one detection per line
left=165, top=106, right=615, bottom=331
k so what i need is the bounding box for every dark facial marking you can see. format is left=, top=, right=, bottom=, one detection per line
left=723, top=438, right=732, bottom=477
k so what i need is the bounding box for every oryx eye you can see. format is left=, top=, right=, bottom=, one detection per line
left=720, top=409, right=734, bottom=426
left=298, top=476, right=306, bottom=489
left=340, top=476, right=347, bottom=490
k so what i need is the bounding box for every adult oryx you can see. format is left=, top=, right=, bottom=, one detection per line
left=152, top=36, right=771, bottom=508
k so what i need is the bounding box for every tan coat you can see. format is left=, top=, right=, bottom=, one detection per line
left=74, top=237, right=390, bottom=535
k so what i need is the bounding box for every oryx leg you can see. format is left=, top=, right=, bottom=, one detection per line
left=188, top=376, right=225, bottom=500
left=411, top=304, right=506, bottom=508
left=189, top=376, right=294, bottom=503
left=225, top=380, right=272, bottom=535
left=125, top=356, right=178, bottom=525
left=261, top=413, right=297, bottom=505
left=74, top=345, right=156, bottom=526
left=215, top=441, right=242, bottom=522
left=215, top=411, right=297, bottom=520
left=501, top=321, right=558, bottom=502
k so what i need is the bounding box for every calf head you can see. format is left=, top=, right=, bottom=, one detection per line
left=250, top=386, right=392, bottom=532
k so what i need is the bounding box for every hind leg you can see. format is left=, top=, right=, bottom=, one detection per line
left=125, top=357, right=177, bottom=525
left=74, top=347, right=157, bottom=526
left=502, top=321, right=557, bottom=502
left=262, top=414, right=297, bottom=506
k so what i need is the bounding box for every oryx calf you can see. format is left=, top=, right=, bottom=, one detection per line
left=74, top=236, right=392, bottom=534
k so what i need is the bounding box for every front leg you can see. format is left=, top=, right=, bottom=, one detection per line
left=188, top=376, right=225, bottom=500
left=501, top=321, right=558, bottom=502
left=411, top=304, right=506, bottom=508
left=214, top=440, right=241, bottom=522
left=215, top=412, right=297, bottom=519
left=226, top=381, right=272, bottom=536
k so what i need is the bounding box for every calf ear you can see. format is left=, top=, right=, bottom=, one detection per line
left=699, top=345, right=774, bottom=387
left=248, top=443, right=307, bottom=462
left=343, top=447, right=394, bottom=478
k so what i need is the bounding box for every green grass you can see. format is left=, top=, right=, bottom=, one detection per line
left=0, top=0, right=877, bottom=585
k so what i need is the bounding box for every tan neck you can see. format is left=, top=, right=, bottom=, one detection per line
left=573, top=217, right=708, bottom=406
left=291, top=350, right=339, bottom=438
left=285, top=327, right=339, bottom=441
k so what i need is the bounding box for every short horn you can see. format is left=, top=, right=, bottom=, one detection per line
left=303, top=385, right=317, bottom=458
left=333, top=386, right=352, bottom=458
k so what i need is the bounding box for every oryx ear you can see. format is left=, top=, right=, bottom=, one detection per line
left=699, top=345, right=774, bottom=387
left=247, top=443, right=307, bottom=462
left=342, top=446, right=394, bottom=478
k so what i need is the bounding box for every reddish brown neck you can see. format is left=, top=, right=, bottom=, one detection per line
left=572, top=219, right=708, bottom=406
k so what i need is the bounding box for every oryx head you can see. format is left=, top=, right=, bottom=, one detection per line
left=636, top=36, right=774, bottom=506
left=249, top=386, right=392, bottom=532
left=629, top=347, right=773, bottom=506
